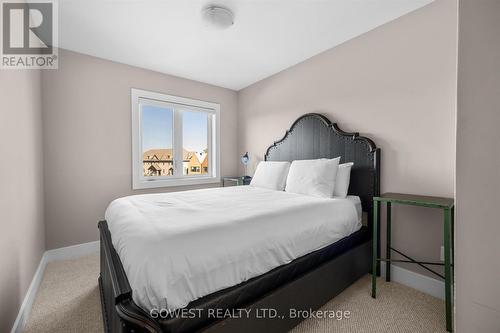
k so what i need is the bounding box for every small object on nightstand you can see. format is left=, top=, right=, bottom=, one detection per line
left=222, top=176, right=252, bottom=187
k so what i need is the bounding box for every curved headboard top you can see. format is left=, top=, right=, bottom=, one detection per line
left=265, top=113, right=380, bottom=218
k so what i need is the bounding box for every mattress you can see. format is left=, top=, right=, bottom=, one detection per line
left=105, top=186, right=362, bottom=313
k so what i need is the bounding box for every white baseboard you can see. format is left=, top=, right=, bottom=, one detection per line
left=10, top=254, right=48, bottom=333
left=44, top=240, right=99, bottom=262
left=10, top=241, right=100, bottom=333
left=380, top=262, right=445, bottom=300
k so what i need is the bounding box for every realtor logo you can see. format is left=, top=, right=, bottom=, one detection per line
left=1, top=0, right=58, bottom=69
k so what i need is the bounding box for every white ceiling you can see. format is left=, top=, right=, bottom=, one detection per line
left=59, top=0, right=433, bottom=90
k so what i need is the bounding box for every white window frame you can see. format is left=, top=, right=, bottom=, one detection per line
left=131, top=88, right=220, bottom=189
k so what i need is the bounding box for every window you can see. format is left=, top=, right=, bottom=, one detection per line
left=132, top=89, right=220, bottom=189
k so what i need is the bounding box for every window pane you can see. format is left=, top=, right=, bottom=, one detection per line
left=141, top=104, right=174, bottom=177
left=182, top=111, right=209, bottom=176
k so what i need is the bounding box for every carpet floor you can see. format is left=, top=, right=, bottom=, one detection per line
left=23, top=254, right=447, bottom=333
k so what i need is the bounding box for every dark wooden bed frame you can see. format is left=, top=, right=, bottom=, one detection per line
left=98, top=113, right=381, bottom=333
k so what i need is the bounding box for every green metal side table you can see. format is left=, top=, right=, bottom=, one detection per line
left=371, top=193, right=455, bottom=332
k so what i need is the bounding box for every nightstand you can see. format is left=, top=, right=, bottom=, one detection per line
left=371, top=193, right=455, bottom=332
left=222, top=176, right=252, bottom=187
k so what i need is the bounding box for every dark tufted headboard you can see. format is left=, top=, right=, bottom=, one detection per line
left=264, top=113, right=380, bottom=228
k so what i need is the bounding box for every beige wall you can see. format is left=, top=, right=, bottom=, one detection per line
left=456, top=0, right=500, bottom=331
left=0, top=71, right=45, bottom=331
left=238, top=0, right=457, bottom=277
left=42, top=50, right=239, bottom=249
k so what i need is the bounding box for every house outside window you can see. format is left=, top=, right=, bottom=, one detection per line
left=132, top=89, right=220, bottom=189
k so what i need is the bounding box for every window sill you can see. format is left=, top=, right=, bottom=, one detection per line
left=133, top=176, right=221, bottom=190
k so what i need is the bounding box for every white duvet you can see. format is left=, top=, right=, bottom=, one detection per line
left=105, top=186, right=361, bottom=312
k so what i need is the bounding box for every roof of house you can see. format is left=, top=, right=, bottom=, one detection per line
left=195, top=152, right=207, bottom=164
left=143, top=148, right=193, bottom=161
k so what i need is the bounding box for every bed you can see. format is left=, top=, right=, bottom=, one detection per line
left=98, top=113, right=381, bottom=333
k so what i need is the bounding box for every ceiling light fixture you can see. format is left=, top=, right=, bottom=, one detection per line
left=202, top=5, right=234, bottom=29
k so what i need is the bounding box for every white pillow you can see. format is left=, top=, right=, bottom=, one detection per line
left=285, top=157, right=340, bottom=198
left=250, top=161, right=291, bottom=191
left=333, top=162, right=354, bottom=198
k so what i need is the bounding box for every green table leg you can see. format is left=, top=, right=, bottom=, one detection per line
left=386, top=202, right=391, bottom=282
left=444, top=208, right=453, bottom=332
left=451, top=206, right=455, bottom=265
left=372, top=201, right=379, bottom=298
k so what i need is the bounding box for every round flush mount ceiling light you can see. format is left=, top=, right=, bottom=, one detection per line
left=202, top=5, right=234, bottom=29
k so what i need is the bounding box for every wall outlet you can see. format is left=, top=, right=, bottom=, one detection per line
left=440, top=246, right=444, bottom=261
